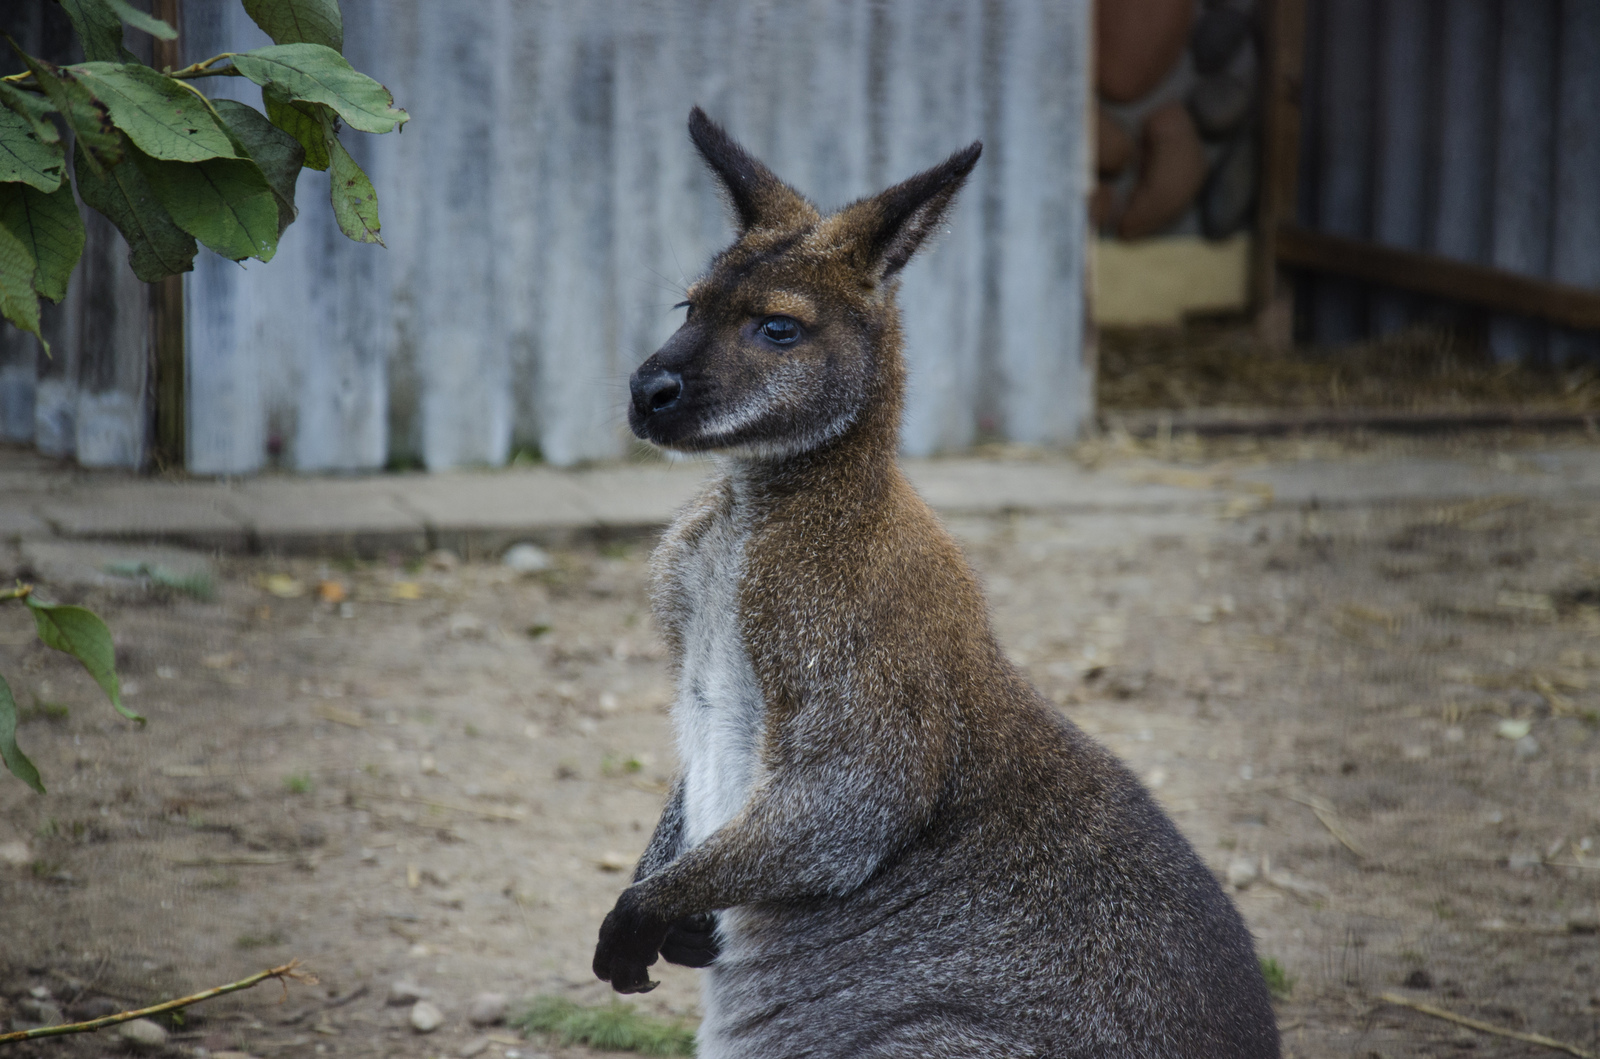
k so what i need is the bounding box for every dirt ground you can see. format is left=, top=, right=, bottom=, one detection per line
left=2, top=432, right=1599, bottom=1059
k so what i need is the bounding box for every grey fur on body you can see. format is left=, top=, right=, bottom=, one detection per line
left=629, top=467, right=1278, bottom=1058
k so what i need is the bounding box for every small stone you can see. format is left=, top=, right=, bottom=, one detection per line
left=68, top=995, right=122, bottom=1020
left=1496, top=718, right=1532, bottom=741
left=503, top=543, right=553, bottom=574
left=426, top=549, right=460, bottom=571
left=1189, top=74, right=1255, bottom=139
left=117, top=1017, right=169, bottom=1050
left=1226, top=855, right=1259, bottom=890
left=0, top=841, right=30, bottom=867
left=459, top=1038, right=491, bottom=1058
left=467, top=991, right=508, bottom=1026
left=18, top=998, right=63, bottom=1025
left=1191, top=7, right=1254, bottom=75
left=1403, top=968, right=1434, bottom=989
left=410, top=999, right=444, bottom=1033
left=1513, top=734, right=1541, bottom=759
left=448, top=613, right=487, bottom=639
left=387, top=978, right=430, bottom=1006
left=598, top=851, right=632, bottom=873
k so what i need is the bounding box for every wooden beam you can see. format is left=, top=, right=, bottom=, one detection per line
left=1276, top=224, right=1600, bottom=332
left=1253, top=0, right=1308, bottom=333
left=148, top=0, right=184, bottom=470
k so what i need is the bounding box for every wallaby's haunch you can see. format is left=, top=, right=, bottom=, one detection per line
left=593, top=107, right=1280, bottom=1059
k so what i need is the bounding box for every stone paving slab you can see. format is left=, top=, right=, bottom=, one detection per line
left=905, top=459, right=1211, bottom=514
left=230, top=477, right=428, bottom=555
left=4, top=443, right=1598, bottom=556
left=0, top=499, right=53, bottom=539
left=33, top=482, right=252, bottom=550
left=1237, top=454, right=1600, bottom=507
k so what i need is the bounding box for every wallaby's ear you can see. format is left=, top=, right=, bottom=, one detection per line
left=688, top=106, right=813, bottom=232
left=840, top=141, right=983, bottom=281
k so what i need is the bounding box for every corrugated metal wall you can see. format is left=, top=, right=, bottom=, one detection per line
left=1296, top=0, right=1600, bottom=363
left=0, top=0, right=1092, bottom=473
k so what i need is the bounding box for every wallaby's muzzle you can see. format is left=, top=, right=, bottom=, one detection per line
left=631, top=369, right=683, bottom=419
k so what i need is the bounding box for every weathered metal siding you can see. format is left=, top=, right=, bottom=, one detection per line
left=207, top=0, right=1095, bottom=472
left=0, top=4, right=154, bottom=468
left=0, top=0, right=1091, bottom=473
left=1297, top=0, right=1600, bottom=361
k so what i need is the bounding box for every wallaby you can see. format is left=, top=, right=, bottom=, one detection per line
left=593, top=107, right=1280, bottom=1059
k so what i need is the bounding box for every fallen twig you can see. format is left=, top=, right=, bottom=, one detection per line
left=364, top=792, right=526, bottom=821
left=0, top=961, right=315, bottom=1046
left=168, top=853, right=294, bottom=867
left=1282, top=791, right=1368, bottom=859
left=1379, top=992, right=1595, bottom=1059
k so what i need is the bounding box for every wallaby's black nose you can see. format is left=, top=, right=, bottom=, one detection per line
left=632, top=370, right=683, bottom=417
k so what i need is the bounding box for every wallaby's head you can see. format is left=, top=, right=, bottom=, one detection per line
left=629, top=107, right=980, bottom=460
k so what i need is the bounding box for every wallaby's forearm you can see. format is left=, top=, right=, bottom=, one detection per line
left=629, top=747, right=945, bottom=922
left=633, top=778, right=686, bottom=883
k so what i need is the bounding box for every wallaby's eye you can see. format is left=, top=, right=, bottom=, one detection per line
left=758, top=316, right=801, bottom=346
left=674, top=300, right=693, bottom=320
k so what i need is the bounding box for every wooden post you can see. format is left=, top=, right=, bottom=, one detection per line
left=1253, top=0, right=1307, bottom=348
left=148, top=0, right=184, bottom=470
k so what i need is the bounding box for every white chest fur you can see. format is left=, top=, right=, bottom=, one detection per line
left=671, top=500, right=767, bottom=849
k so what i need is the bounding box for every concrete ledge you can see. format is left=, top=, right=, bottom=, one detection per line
left=35, top=483, right=253, bottom=551
left=4, top=444, right=1600, bottom=558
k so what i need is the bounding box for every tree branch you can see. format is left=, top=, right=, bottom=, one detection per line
left=0, top=961, right=316, bottom=1046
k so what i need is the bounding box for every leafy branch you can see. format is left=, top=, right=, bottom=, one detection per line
left=0, top=0, right=405, bottom=351
left=0, top=0, right=400, bottom=792
left=1, top=583, right=134, bottom=793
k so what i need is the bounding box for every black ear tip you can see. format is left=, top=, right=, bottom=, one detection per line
left=687, top=106, right=725, bottom=148
left=956, top=141, right=983, bottom=171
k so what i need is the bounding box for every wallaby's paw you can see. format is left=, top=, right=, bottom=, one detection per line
left=593, top=888, right=669, bottom=993
left=660, top=913, right=720, bottom=968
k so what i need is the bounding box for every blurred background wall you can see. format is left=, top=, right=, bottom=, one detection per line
left=0, top=0, right=1094, bottom=473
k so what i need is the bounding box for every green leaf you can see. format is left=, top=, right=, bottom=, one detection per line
left=325, top=127, right=381, bottom=245
left=74, top=136, right=197, bottom=282
left=103, top=0, right=177, bottom=42
left=0, top=104, right=65, bottom=191
left=9, top=50, right=122, bottom=175
left=136, top=152, right=279, bottom=262
left=0, top=181, right=85, bottom=302
left=57, top=0, right=139, bottom=63
left=241, top=0, right=343, bottom=52
left=0, top=220, right=44, bottom=351
left=0, top=83, right=62, bottom=146
left=69, top=63, right=239, bottom=163
left=0, top=673, right=44, bottom=794
left=214, top=99, right=303, bottom=236
left=262, top=87, right=329, bottom=170
left=232, top=43, right=407, bottom=134
left=25, top=595, right=142, bottom=724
